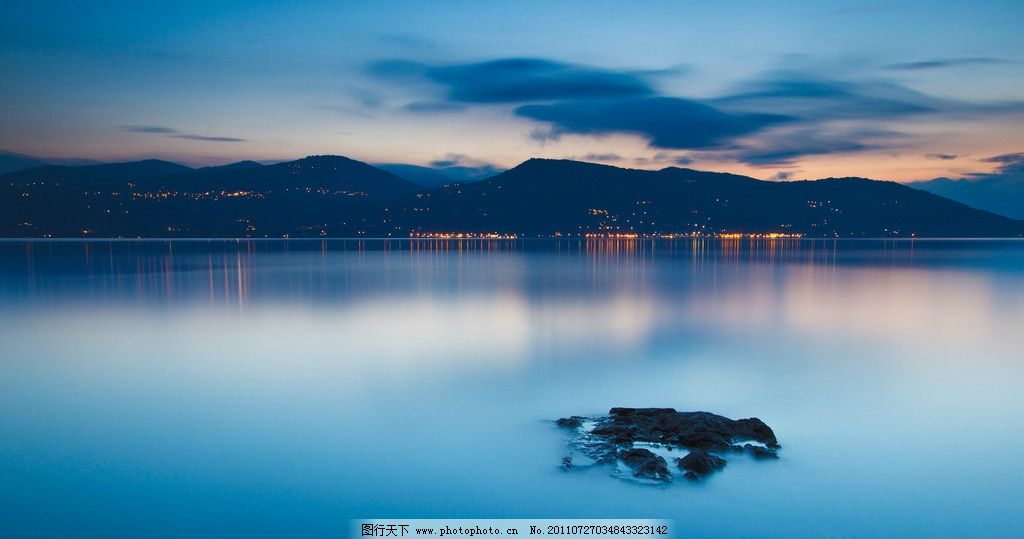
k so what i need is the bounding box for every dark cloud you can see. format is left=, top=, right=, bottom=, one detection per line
left=969, top=153, right=1024, bottom=185
left=516, top=96, right=790, bottom=150
left=884, top=57, right=1007, bottom=71
left=769, top=171, right=793, bottom=181
left=981, top=152, right=1024, bottom=164
left=368, top=56, right=1024, bottom=167
left=119, top=125, right=244, bottom=142
left=925, top=153, right=958, bottom=160
left=369, top=57, right=653, bottom=103
left=736, top=144, right=873, bottom=166
left=729, top=128, right=900, bottom=166
left=918, top=152, right=1024, bottom=219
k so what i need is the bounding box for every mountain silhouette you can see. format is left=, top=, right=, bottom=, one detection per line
left=376, top=162, right=503, bottom=188
left=200, top=160, right=266, bottom=171
left=375, top=164, right=462, bottom=188
left=2, top=156, right=1021, bottom=237
left=0, top=151, right=48, bottom=176
left=0, top=150, right=105, bottom=175
left=5, top=159, right=194, bottom=183
left=908, top=176, right=1024, bottom=220
left=385, top=159, right=1021, bottom=237
left=2, top=155, right=417, bottom=237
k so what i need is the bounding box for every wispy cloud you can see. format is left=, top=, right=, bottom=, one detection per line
left=712, top=73, right=941, bottom=120
left=402, top=101, right=465, bottom=113
left=724, top=127, right=904, bottom=167
left=171, top=134, right=246, bottom=142
left=884, top=57, right=1009, bottom=71
left=631, top=152, right=693, bottom=167
left=425, top=153, right=503, bottom=180
left=582, top=153, right=622, bottom=162
left=119, top=125, right=245, bottom=143
left=121, top=125, right=177, bottom=134
left=429, top=153, right=488, bottom=168
left=925, top=153, right=958, bottom=160
left=981, top=152, right=1024, bottom=164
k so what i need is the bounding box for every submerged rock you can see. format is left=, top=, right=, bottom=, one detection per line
left=554, top=407, right=780, bottom=485
left=556, top=416, right=584, bottom=429
left=677, top=450, right=726, bottom=480
left=744, top=444, right=780, bottom=459
left=598, top=408, right=780, bottom=450
left=617, top=448, right=672, bottom=482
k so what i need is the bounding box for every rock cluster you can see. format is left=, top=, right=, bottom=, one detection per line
left=555, top=407, right=780, bottom=484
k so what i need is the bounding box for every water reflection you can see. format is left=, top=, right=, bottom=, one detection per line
left=6, top=238, right=1003, bottom=305
left=1, top=239, right=1023, bottom=538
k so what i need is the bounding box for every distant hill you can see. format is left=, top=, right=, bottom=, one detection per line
left=0, top=150, right=105, bottom=175
left=434, top=164, right=504, bottom=183
left=0, top=151, right=47, bottom=175
left=6, top=159, right=195, bottom=183
left=377, top=163, right=502, bottom=188
left=907, top=176, right=1024, bottom=220
left=2, top=155, right=417, bottom=237
left=200, top=160, right=266, bottom=172
left=2, top=156, right=1020, bottom=237
left=384, top=159, right=1023, bottom=237
left=375, top=164, right=460, bottom=188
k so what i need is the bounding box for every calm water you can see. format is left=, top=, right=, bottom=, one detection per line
left=1, top=239, right=1023, bottom=538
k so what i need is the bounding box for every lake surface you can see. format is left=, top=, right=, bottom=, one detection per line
left=1, top=239, right=1023, bottom=538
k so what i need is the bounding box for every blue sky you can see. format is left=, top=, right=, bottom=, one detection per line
left=1, top=0, right=1023, bottom=181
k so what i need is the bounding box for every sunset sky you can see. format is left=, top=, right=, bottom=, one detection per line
left=2, top=0, right=1023, bottom=181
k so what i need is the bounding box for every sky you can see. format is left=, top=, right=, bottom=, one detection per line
left=1, top=0, right=1023, bottom=181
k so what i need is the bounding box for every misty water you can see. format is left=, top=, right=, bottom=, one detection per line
left=1, top=239, right=1023, bottom=538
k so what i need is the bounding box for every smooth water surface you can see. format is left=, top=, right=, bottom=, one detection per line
left=1, top=239, right=1023, bottom=538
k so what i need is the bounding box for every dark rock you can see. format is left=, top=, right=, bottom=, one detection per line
left=677, top=450, right=726, bottom=478
left=735, top=418, right=782, bottom=449
left=556, top=416, right=584, bottom=429
left=555, top=408, right=780, bottom=485
left=617, top=448, right=671, bottom=482
left=590, top=424, right=635, bottom=444
left=596, top=408, right=779, bottom=450
left=744, top=444, right=779, bottom=459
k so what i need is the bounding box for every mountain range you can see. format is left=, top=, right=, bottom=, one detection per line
left=907, top=176, right=1024, bottom=220
left=375, top=163, right=505, bottom=188
left=2, top=154, right=1021, bottom=238
left=0, top=150, right=100, bottom=175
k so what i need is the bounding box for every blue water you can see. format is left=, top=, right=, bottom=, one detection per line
left=1, top=239, right=1023, bottom=538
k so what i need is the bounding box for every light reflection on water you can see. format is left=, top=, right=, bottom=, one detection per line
left=1, top=239, right=1023, bottom=538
